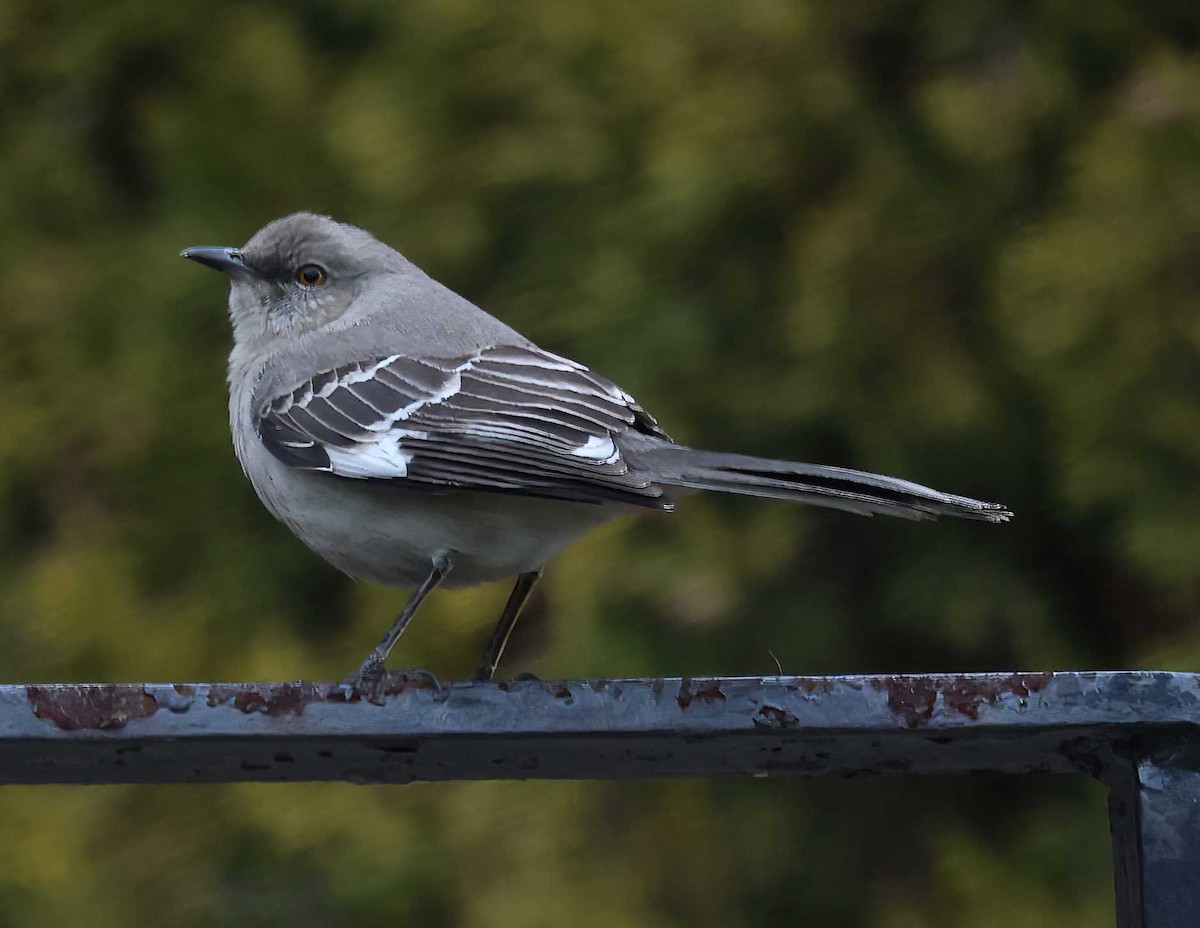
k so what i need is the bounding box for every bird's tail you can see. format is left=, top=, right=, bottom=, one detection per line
left=635, top=445, right=1012, bottom=522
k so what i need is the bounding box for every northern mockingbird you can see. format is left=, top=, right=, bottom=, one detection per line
left=183, top=213, right=1011, bottom=690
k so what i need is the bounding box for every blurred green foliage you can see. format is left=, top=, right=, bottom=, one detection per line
left=1, top=0, right=1198, bottom=924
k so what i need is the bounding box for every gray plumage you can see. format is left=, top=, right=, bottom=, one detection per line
left=183, top=212, right=1011, bottom=684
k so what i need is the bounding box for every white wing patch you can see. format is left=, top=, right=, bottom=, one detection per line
left=572, top=434, right=619, bottom=463
left=325, top=429, right=427, bottom=478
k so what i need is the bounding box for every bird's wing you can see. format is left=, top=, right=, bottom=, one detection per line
left=255, top=344, right=674, bottom=509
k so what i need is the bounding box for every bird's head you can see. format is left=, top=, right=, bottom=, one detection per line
left=182, top=212, right=410, bottom=347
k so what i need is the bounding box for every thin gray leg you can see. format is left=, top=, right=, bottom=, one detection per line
left=354, top=553, right=454, bottom=680
left=471, top=569, right=542, bottom=682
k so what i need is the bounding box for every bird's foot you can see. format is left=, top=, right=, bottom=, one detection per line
left=340, top=663, right=444, bottom=705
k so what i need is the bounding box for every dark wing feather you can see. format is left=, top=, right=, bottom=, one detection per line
left=256, top=346, right=674, bottom=509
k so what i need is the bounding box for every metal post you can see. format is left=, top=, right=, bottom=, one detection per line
left=1106, top=737, right=1200, bottom=928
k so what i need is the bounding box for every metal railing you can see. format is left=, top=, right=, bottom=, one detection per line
left=2, top=670, right=1196, bottom=927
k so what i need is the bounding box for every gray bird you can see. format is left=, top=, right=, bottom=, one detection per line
left=182, top=213, right=1011, bottom=691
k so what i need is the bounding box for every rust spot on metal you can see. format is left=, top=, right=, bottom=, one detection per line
left=676, top=678, right=727, bottom=709
left=496, top=674, right=542, bottom=692
left=496, top=678, right=574, bottom=702
left=753, top=705, right=799, bottom=729
left=1005, top=672, right=1053, bottom=697
left=207, top=682, right=332, bottom=716
left=210, top=670, right=452, bottom=713
left=796, top=677, right=834, bottom=696
left=381, top=674, right=440, bottom=697
left=874, top=678, right=937, bottom=729
left=27, top=685, right=158, bottom=731
left=942, top=672, right=1054, bottom=719
left=172, top=684, right=195, bottom=697
left=943, top=677, right=997, bottom=720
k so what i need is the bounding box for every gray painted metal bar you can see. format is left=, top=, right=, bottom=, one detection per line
left=0, top=671, right=1197, bottom=926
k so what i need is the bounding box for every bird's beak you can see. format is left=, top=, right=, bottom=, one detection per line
left=180, top=246, right=255, bottom=276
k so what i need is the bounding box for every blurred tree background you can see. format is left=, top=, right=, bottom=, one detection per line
left=1, top=0, right=1198, bottom=924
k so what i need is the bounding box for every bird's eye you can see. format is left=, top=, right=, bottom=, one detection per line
left=295, top=264, right=327, bottom=287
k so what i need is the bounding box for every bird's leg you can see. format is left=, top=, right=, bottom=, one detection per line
left=471, top=569, right=542, bottom=682
left=344, top=552, right=454, bottom=701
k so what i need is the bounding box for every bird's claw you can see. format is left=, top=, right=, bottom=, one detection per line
left=340, top=666, right=445, bottom=705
